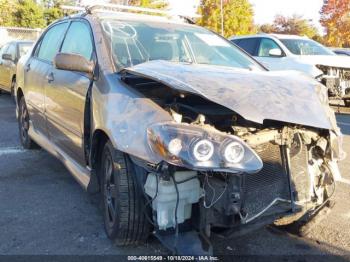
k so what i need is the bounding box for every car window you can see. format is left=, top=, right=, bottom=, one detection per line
left=258, top=38, right=282, bottom=57
left=0, top=44, right=9, bottom=59
left=61, top=21, right=93, bottom=61
left=280, top=38, right=334, bottom=56
left=37, top=22, right=68, bottom=62
left=18, top=43, right=32, bottom=57
left=6, top=44, right=16, bottom=60
left=232, top=38, right=259, bottom=56
left=101, top=20, right=264, bottom=71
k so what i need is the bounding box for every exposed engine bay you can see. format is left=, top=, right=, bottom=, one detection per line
left=122, top=72, right=342, bottom=245
left=317, top=65, right=350, bottom=105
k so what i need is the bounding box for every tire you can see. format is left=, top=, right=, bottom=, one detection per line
left=18, top=96, right=38, bottom=149
left=99, top=141, right=151, bottom=246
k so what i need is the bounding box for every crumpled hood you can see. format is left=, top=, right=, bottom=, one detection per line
left=123, top=60, right=337, bottom=130
left=298, top=55, right=350, bottom=69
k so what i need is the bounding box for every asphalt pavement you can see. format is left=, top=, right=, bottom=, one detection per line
left=0, top=93, right=350, bottom=259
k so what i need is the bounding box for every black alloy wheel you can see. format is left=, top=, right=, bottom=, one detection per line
left=100, top=141, right=151, bottom=246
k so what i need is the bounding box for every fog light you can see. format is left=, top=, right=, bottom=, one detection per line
left=193, top=139, right=214, bottom=162
left=168, top=138, right=182, bottom=156
left=224, top=141, right=245, bottom=164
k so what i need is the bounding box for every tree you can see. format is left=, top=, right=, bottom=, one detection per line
left=13, top=0, right=46, bottom=28
left=259, top=14, right=321, bottom=40
left=320, top=0, right=350, bottom=47
left=0, top=0, right=17, bottom=26
left=44, top=6, right=64, bottom=25
left=197, top=0, right=255, bottom=38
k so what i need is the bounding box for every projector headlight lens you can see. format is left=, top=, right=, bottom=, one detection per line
left=193, top=139, right=214, bottom=162
left=168, top=138, right=183, bottom=156
left=224, top=141, right=245, bottom=164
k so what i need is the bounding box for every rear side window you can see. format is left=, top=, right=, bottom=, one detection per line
left=37, top=22, right=68, bottom=62
left=61, top=21, right=93, bottom=61
left=232, top=38, right=259, bottom=56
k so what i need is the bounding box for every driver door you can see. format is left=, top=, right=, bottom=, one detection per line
left=45, top=20, right=94, bottom=165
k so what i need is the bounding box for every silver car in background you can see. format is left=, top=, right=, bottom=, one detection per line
left=231, top=34, right=350, bottom=106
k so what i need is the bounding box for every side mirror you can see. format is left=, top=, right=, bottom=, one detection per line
left=269, top=48, right=283, bottom=57
left=2, top=53, right=13, bottom=61
left=54, top=53, right=94, bottom=75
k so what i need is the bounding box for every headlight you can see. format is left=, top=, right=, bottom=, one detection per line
left=147, top=122, right=263, bottom=174
left=168, top=138, right=183, bottom=156
left=224, top=141, right=245, bottom=164
left=193, top=139, right=214, bottom=161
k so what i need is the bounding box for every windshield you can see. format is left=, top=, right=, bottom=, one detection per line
left=101, top=19, right=263, bottom=71
left=18, top=43, right=33, bottom=57
left=280, top=38, right=334, bottom=56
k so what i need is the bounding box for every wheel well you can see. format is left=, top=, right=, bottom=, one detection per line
left=17, top=87, right=23, bottom=104
left=88, top=129, right=110, bottom=193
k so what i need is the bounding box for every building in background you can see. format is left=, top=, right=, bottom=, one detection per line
left=0, top=27, right=41, bottom=46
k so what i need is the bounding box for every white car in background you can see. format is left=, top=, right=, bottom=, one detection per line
left=230, top=34, right=350, bottom=106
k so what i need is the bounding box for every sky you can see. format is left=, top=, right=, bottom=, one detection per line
left=249, top=0, right=324, bottom=29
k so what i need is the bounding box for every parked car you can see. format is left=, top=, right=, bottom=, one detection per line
left=332, top=48, right=350, bottom=56
left=230, top=34, right=350, bottom=107
left=16, top=5, right=344, bottom=255
left=0, top=40, right=33, bottom=96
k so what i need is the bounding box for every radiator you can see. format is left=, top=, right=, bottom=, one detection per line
left=242, top=141, right=310, bottom=222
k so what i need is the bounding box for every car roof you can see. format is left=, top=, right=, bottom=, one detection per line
left=231, top=33, right=309, bottom=41
left=14, top=40, right=34, bottom=44
left=94, top=12, right=189, bottom=25
left=3, top=40, right=33, bottom=44
left=332, top=48, right=350, bottom=52
left=60, top=6, right=191, bottom=26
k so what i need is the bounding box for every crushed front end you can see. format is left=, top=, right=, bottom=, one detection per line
left=143, top=120, right=342, bottom=254
left=120, top=61, right=344, bottom=254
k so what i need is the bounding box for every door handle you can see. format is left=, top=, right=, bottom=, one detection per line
left=25, top=64, right=31, bottom=72
left=46, top=72, right=54, bottom=83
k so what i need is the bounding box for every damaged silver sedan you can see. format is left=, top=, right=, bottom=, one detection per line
left=15, top=5, right=345, bottom=255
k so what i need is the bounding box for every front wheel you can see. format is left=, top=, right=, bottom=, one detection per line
left=18, top=96, right=38, bottom=149
left=99, top=141, right=151, bottom=246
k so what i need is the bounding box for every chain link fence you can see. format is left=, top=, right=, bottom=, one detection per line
left=0, top=27, right=42, bottom=46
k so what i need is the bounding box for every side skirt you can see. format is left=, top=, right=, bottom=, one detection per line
left=28, top=121, right=91, bottom=189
